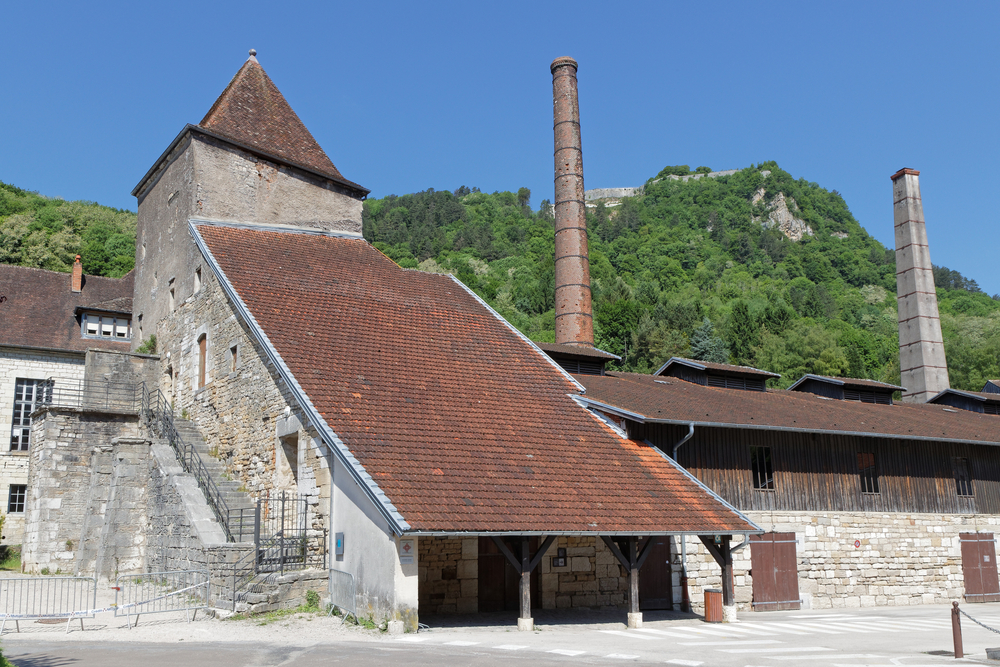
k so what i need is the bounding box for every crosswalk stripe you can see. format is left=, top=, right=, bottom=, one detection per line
left=677, top=640, right=782, bottom=646
left=712, top=624, right=781, bottom=636
left=492, top=644, right=527, bottom=650
left=635, top=627, right=709, bottom=638
left=396, top=636, right=428, bottom=642
left=717, top=646, right=835, bottom=654
left=737, top=622, right=810, bottom=636
left=600, top=630, right=656, bottom=640
left=606, top=655, right=641, bottom=660
left=807, top=622, right=877, bottom=633
left=657, top=625, right=745, bottom=637
left=762, top=622, right=844, bottom=634
left=547, top=649, right=585, bottom=656
left=665, top=660, right=704, bottom=666
left=771, top=654, right=883, bottom=661
left=443, top=641, right=479, bottom=646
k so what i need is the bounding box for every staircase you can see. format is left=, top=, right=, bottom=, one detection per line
left=171, top=419, right=257, bottom=542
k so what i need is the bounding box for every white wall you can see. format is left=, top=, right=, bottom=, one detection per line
left=0, top=347, right=85, bottom=544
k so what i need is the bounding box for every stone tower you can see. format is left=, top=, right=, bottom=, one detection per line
left=130, top=51, right=369, bottom=348
left=551, top=57, right=593, bottom=347
left=892, top=167, right=949, bottom=402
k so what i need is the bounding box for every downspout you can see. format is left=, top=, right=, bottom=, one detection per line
left=672, top=422, right=695, bottom=460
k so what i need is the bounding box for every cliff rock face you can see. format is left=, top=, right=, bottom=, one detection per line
left=752, top=188, right=814, bottom=241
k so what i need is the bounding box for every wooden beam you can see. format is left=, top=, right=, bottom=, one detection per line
left=528, top=535, right=556, bottom=573
left=635, top=536, right=657, bottom=570
left=491, top=536, right=522, bottom=572
left=699, top=535, right=734, bottom=606
left=601, top=536, right=631, bottom=570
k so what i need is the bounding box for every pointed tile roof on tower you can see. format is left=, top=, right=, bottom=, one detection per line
left=199, top=50, right=347, bottom=184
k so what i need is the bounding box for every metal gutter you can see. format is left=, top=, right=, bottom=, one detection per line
left=403, top=530, right=760, bottom=538
left=672, top=422, right=695, bottom=459
left=446, top=274, right=586, bottom=393
left=640, top=416, right=1000, bottom=447
left=189, top=217, right=363, bottom=240
left=572, top=395, right=647, bottom=422
left=190, top=221, right=409, bottom=535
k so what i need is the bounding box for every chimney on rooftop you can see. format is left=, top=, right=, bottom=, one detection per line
left=551, top=56, right=593, bottom=347
left=892, top=168, right=949, bottom=402
left=71, top=255, right=82, bottom=293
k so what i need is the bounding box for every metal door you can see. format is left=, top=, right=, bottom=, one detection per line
left=639, top=536, right=672, bottom=610
left=750, top=532, right=801, bottom=610
left=961, top=532, right=1000, bottom=603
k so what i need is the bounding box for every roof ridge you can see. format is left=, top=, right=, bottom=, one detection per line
left=199, top=53, right=348, bottom=183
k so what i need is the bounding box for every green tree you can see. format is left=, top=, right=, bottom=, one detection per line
left=690, top=318, right=730, bottom=363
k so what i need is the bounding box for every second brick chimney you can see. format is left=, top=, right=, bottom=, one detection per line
left=551, top=56, right=593, bottom=347
left=71, top=255, right=83, bottom=292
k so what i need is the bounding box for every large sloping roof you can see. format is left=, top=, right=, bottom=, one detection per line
left=199, top=55, right=349, bottom=185
left=194, top=223, right=756, bottom=535
left=0, top=264, right=133, bottom=352
left=577, top=372, right=1000, bottom=445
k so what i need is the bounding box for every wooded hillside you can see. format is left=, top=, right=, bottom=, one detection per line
left=362, top=162, right=1000, bottom=391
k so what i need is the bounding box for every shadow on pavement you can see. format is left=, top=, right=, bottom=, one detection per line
left=419, top=607, right=702, bottom=629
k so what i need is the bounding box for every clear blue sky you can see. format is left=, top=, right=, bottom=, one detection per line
left=3, top=2, right=998, bottom=293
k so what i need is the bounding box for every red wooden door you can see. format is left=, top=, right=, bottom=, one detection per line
left=639, top=536, right=672, bottom=610
left=961, top=532, right=1000, bottom=603
left=750, top=532, right=801, bottom=611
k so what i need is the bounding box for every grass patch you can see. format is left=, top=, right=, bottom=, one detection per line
left=0, top=546, right=20, bottom=572
left=226, top=590, right=324, bottom=626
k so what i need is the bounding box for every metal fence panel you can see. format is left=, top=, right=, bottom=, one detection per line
left=328, top=569, right=357, bottom=623
left=0, top=576, right=97, bottom=634
left=114, top=570, right=210, bottom=628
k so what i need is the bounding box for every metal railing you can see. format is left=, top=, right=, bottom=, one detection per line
left=38, top=378, right=143, bottom=413
left=114, top=570, right=210, bottom=628
left=328, top=569, right=357, bottom=623
left=0, top=576, right=97, bottom=634
left=142, top=387, right=236, bottom=542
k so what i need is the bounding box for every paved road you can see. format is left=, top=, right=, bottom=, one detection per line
left=6, top=604, right=1000, bottom=666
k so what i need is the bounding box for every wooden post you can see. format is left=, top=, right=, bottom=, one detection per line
left=520, top=537, right=531, bottom=625
left=952, top=601, right=964, bottom=659
left=720, top=536, right=734, bottom=607
left=627, top=536, right=640, bottom=614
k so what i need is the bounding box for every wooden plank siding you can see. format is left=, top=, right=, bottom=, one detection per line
left=632, top=423, right=999, bottom=514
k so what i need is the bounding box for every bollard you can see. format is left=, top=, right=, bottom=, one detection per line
left=952, top=601, right=964, bottom=659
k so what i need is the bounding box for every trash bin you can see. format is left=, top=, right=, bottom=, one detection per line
left=704, top=588, right=723, bottom=623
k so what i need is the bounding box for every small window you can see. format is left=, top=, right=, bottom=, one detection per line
left=198, top=334, right=207, bottom=389
left=10, top=379, right=43, bottom=451
left=858, top=452, right=880, bottom=494
left=230, top=345, right=238, bottom=373
left=8, top=484, right=26, bottom=513
left=750, top=446, right=774, bottom=490
left=194, top=267, right=202, bottom=293
left=81, top=313, right=132, bottom=341
left=954, top=457, right=974, bottom=497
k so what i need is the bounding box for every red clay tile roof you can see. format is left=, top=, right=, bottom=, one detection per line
left=195, top=224, right=756, bottom=534
left=577, top=372, right=1000, bottom=445
left=0, top=265, right=133, bottom=352
left=655, top=357, right=780, bottom=379
left=536, top=342, right=621, bottom=361
left=788, top=374, right=906, bottom=392
left=200, top=56, right=350, bottom=186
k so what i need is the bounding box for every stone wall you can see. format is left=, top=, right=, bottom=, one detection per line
left=682, top=510, right=1000, bottom=612
left=21, top=407, right=140, bottom=574
left=418, top=536, right=630, bottom=614
left=0, top=347, right=86, bottom=544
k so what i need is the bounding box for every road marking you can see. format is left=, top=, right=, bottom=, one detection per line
left=443, top=641, right=479, bottom=646
left=767, top=622, right=844, bottom=634
left=655, top=625, right=743, bottom=637
left=547, top=649, right=586, bottom=656
left=665, top=660, right=703, bottom=666
left=396, top=636, right=428, bottom=642
left=635, top=627, right=722, bottom=639
left=713, top=624, right=782, bottom=636
left=738, top=622, right=810, bottom=636
left=790, top=614, right=860, bottom=619
left=771, top=655, right=883, bottom=661
left=809, top=622, right=878, bottom=633
left=717, top=646, right=836, bottom=654
left=606, top=655, right=641, bottom=660
left=677, top=640, right=783, bottom=646
left=493, top=644, right=528, bottom=650
left=600, top=630, right=655, bottom=640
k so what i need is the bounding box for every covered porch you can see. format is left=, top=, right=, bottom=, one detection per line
left=417, top=531, right=746, bottom=630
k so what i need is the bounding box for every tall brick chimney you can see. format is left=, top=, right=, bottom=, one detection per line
left=892, top=168, right=949, bottom=402
left=551, top=56, right=593, bottom=347
left=71, top=254, right=83, bottom=292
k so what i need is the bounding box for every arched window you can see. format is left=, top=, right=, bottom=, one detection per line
left=198, top=334, right=207, bottom=389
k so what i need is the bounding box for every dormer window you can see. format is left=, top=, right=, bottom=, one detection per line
left=655, top=357, right=780, bottom=391
left=81, top=312, right=132, bottom=341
